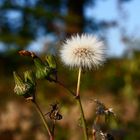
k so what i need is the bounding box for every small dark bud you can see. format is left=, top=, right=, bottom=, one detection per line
left=19, top=50, right=36, bottom=58
left=46, top=103, right=62, bottom=121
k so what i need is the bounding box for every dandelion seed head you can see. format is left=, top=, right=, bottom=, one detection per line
left=60, top=34, right=106, bottom=70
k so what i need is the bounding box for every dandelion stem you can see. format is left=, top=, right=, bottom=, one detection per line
left=76, top=67, right=82, bottom=97
left=76, top=97, right=88, bottom=140
left=32, top=101, right=53, bottom=140
left=76, top=67, right=88, bottom=140
left=52, top=68, right=88, bottom=139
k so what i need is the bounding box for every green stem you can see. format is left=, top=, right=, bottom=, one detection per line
left=52, top=68, right=88, bottom=139
left=76, top=67, right=88, bottom=140
left=52, top=79, right=75, bottom=96
left=32, top=101, right=53, bottom=140
left=76, top=97, right=88, bottom=140
left=51, top=120, right=56, bottom=137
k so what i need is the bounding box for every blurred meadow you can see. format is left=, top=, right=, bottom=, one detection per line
left=0, top=0, right=140, bottom=140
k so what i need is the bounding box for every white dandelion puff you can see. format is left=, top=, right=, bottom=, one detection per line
left=60, top=34, right=106, bottom=70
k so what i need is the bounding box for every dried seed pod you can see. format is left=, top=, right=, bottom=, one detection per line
left=19, top=50, right=36, bottom=58
left=46, top=103, right=62, bottom=121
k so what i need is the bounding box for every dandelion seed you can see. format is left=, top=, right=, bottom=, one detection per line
left=60, top=34, right=106, bottom=70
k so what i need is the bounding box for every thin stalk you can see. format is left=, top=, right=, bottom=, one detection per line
left=76, top=67, right=88, bottom=140
left=51, top=68, right=88, bottom=139
left=52, top=78, right=75, bottom=96
left=76, top=97, right=88, bottom=140
left=76, top=67, right=82, bottom=97
left=51, top=120, right=56, bottom=137
left=32, top=101, right=53, bottom=140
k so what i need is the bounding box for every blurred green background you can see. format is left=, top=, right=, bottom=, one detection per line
left=0, top=0, right=140, bottom=140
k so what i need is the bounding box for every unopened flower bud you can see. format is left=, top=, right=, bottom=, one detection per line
left=24, top=70, right=36, bottom=86
left=33, top=57, right=50, bottom=79
left=33, top=55, right=57, bottom=81
left=13, top=71, right=36, bottom=101
left=45, top=55, right=56, bottom=69
left=45, top=55, right=57, bottom=80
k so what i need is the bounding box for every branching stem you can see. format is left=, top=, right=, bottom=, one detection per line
left=52, top=67, right=88, bottom=140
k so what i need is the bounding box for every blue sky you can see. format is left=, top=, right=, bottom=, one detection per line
left=1, top=0, right=140, bottom=57
left=30, top=0, right=140, bottom=57
left=86, top=0, right=140, bottom=56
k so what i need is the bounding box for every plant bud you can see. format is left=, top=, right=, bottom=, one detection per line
left=45, top=55, right=56, bottom=69
left=13, top=71, right=36, bottom=100
left=33, top=57, right=50, bottom=79
left=24, top=70, right=36, bottom=86
left=45, top=55, right=57, bottom=80
left=33, top=55, right=57, bottom=81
